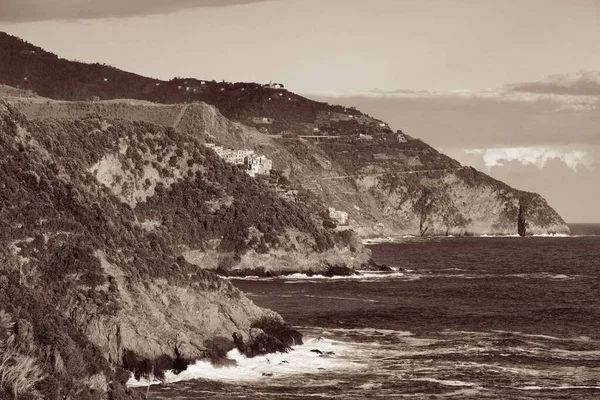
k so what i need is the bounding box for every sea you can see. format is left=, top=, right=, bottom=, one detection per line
left=133, top=223, right=600, bottom=399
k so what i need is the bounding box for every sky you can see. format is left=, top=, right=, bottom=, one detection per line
left=1, top=0, right=599, bottom=222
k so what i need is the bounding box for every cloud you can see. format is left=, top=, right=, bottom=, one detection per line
left=0, top=0, right=273, bottom=22
left=307, top=84, right=599, bottom=111
left=508, top=71, right=600, bottom=96
left=464, top=147, right=593, bottom=170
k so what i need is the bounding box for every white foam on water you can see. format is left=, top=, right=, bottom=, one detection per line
left=282, top=271, right=407, bottom=281
left=127, top=377, right=161, bottom=388
left=227, top=271, right=410, bottom=282
left=507, top=272, right=576, bottom=280
left=362, top=236, right=416, bottom=244
left=307, top=326, right=415, bottom=337
left=479, top=234, right=521, bottom=238
left=517, top=385, right=600, bottom=390
left=356, top=382, right=383, bottom=390
left=127, top=337, right=363, bottom=388
left=409, top=378, right=479, bottom=387
left=491, top=330, right=594, bottom=342
left=223, top=275, right=268, bottom=281
left=301, top=294, right=379, bottom=303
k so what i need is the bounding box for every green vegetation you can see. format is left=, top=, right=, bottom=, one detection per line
left=0, top=100, right=353, bottom=397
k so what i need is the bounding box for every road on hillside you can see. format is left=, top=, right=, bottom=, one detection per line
left=316, top=167, right=466, bottom=181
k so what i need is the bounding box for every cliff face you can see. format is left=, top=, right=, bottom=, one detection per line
left=0, top=31, right=569, bottom=237
left=0, top=102, right=332, bottom=398
left=7, top=96, right=570, bottom=238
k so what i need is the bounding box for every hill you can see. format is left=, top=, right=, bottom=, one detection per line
left=0, top=100, right=358, bottom=398
left=0, top=31, right=570, bottom=237
left=0, top=30, right=570, bottom=398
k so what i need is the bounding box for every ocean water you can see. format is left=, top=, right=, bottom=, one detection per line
left=135, top=224, right=600, bottom=399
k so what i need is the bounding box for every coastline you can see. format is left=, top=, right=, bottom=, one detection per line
left=361, top=233, right=573, bottom=245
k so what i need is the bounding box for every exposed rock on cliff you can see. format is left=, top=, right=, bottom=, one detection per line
left=8, top=97, right=569, bottom=238
left=0, top=102, right=312, bottom=398
left=0, top=31, right=570, bottom=239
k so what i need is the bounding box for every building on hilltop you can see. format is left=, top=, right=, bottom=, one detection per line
left=264, top=81, right=285, bottom=89
left=397, top=131, right=408, bottom=143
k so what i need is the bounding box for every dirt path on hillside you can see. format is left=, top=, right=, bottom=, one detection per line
left=173, top=103, right=191, bottom=129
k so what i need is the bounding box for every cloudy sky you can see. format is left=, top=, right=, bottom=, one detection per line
left=1, top=0, right=599, bottom=222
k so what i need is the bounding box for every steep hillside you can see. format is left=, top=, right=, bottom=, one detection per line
left=0, top=32, right=388, bottom=134
left=7, top=97, right=569, bottom=237
left=0, top=32, right=569, bottom=236
left=0, top=101, right=351, bottom=398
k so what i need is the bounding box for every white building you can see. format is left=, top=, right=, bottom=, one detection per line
left=264, top=81, right=285, bottom=89
left=245, top=154, right=273, bottom=177
left=328, top=207, right=349, bottom=225
left=204, top=144, right=271, bottom=177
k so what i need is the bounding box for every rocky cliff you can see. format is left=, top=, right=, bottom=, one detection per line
left=0, top=31, right=569, bottom=237
left=0, top=102, right=332, bottom=398
left=7, top=96, right=570, bottom=238
left=0, top=31, right=571, bottom=399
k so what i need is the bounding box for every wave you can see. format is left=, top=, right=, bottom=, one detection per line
left=284, top=271, right=406, bottom=281
left=517, top=385, right=600, bottom=391
left=410, top=378, right=479, bottom=387
left=127, top=336, right=363, bottom=388
left=491, top=330, right=593, bottom=342
left=233, top=270, right=580, bottom=283
left=228, top=271, right=410, bottom=282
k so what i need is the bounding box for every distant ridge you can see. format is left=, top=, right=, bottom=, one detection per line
left=0, top=31, right=569, bottom=237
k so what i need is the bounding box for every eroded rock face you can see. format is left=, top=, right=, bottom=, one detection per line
left=64, top=252, right=274, bottom=377
left=9, top=97, right=568, bottom=238
left=351, top=167, right=569, bottom=237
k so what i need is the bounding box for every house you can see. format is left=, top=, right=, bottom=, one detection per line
left=275, top=186, right=299, bottom=202
left=204, top=144, right=271, bottom=177
left=264, top=81, right=285, bottom=89
left=359, top=133, right=373, bottom=141
left=328, top=207, right=349, bottom=225
left=204, top=143, right=226, bottom=157
left=245, top=154, right=273, bottom=177
left=249, top=117, right=274, bottom=125
left=397, top=132, right=407, bottom=143
left=103, top=78, right=108, bottom=82
left=223, top=149, right=254, bottom=165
